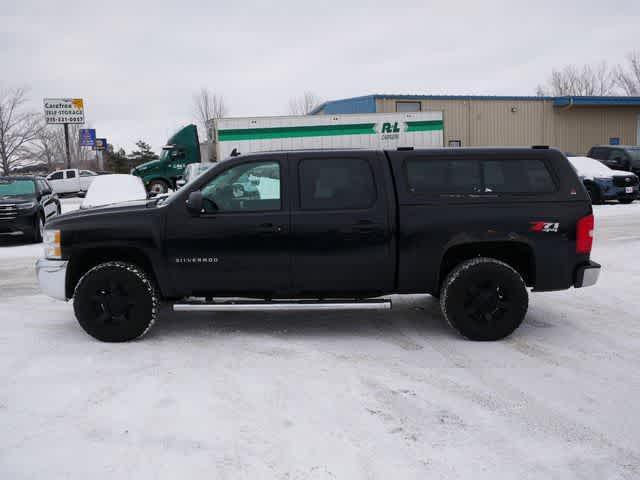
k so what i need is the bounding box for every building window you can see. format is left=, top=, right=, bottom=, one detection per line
left=396, top=101, right=421, bottom=112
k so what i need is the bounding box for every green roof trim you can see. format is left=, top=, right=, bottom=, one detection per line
left=218, top=123, right=376, bottom=142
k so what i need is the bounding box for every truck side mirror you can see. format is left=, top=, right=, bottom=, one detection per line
left=186, top=190, right=204, bottom=214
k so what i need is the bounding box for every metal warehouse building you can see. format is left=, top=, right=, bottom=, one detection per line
left=311, top=94, right=640, bottom=154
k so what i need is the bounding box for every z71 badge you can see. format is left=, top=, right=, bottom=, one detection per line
left=530, top=221, right=560, bottom=233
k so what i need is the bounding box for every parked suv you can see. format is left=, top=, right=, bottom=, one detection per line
left=36, top=147, right=599, bottom=342
left=567, top=156, right=639, bottom=204
left=587, top=145, right=640, bottom=176
left=0, top=176, right=61, bottom=242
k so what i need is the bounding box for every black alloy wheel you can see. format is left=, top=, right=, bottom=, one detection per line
left=73, top=262, right=158, bottom=342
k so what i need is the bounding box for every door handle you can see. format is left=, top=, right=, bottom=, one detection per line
left=353, top=219, right=376, bottom=231
left=257, top=223, right=285, bottom=233
left=353, top=223, right=379, bottom=234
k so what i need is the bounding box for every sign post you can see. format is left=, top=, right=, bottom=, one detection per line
left=93, top=138, right=107, bottom=170
left=43, top=98, right=85, bottom=169
left=63, top=124, right=71, bottom=169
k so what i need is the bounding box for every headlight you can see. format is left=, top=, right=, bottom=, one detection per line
left=16, top=201, right=36, bottom=210
left=43, top=229, right=61, bottom=259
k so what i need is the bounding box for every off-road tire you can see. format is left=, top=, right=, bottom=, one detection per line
left=73, top=261, right=158, bottom=342
left=440, top=257, right=528, bottom=341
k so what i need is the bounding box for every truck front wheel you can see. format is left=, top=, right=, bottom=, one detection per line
left=147, top=179, right=169, bottom=194
left=440, top=257, right=528, bottom=341
left=73, top=261, right=159, bottom=342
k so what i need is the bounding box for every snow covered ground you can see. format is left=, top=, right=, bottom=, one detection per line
left=1, top=199, right=639, bottom=479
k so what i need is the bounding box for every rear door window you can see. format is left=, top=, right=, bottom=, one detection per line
left=299, top=158, right=376, bottom=210
left=608, top=149, right=626, bottom=161
left=66, top=170, right=76, bottom=179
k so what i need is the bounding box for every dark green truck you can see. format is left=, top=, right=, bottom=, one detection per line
left=131, top=125, right=202, bottom=193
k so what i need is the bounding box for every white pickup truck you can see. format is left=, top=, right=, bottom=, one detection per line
left=46, top=169, right=98, bottom=195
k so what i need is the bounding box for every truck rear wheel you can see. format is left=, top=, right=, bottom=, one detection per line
left=73, top=261, right=158, bottom=342
left=148, top=179, right=169, bottom=194
left=440, top=257, right=528, bottom=341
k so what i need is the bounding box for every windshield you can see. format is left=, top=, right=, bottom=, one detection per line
left=0, top=179, right=36, bottom=196
left=627, top=148, right=640, bottom=165
left=159, top=149, right=171, bottom=161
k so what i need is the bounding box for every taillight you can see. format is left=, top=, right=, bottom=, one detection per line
left=576, top=214, right=594, bottom=254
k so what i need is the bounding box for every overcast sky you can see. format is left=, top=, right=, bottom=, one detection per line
left=2, top=0, right=639, bottom=153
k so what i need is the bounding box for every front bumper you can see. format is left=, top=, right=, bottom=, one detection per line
left=616, top=190, right=639, bottom=201
left=0, top=214, right=35, bottom=237
left=574, top=261, right=601, bottom=288
left=35, top=258, right=68, bottom=301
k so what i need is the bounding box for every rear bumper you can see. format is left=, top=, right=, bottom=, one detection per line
left=35, top=258, right=68, bottom=301
left=574, top=261, right=601, bottom=288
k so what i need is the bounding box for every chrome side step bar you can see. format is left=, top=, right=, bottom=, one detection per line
left=173, top=299, right=392, bottom=312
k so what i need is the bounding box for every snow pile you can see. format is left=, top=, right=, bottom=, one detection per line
left=81, top=174, right=147, bottom=209
left=568, top=156, right=635, bottom=180
left=568, top=156, right=613, bottom=179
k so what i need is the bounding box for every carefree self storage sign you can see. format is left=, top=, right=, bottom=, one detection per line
left=43, top=98, right=85, bottom=124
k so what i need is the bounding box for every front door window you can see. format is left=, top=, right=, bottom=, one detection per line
left=201, top=161, right=281, bottom=212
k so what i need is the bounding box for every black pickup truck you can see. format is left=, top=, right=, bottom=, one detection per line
left=36, top=147, right=600, bottom=342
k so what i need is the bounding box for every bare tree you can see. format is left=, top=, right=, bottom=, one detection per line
left=0, top=86, right=43, bottom=175
left=536, top=62, right=617, bottom=96
left=27, top=122, right=93, bottom=171
left=615, top=51, right=640, bottom=95
left=193, top=88, right=228, bottom=139
left=288, top=91, right=323, bottom=115
left=31, top=126, right=58, bottom=170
